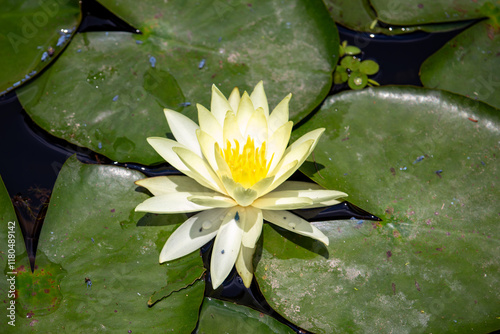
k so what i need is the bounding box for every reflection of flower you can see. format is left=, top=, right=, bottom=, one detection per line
left=135, top=81, right=347, bottom=289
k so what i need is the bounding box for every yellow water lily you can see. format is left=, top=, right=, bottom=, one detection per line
left=135, top=81, right=347, bottom=289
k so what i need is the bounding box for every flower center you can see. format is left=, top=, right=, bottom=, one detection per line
left=221, top=136, right=272, bottom=189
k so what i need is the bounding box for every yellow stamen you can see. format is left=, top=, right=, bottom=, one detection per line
left=221, top=136, right=272, bottom=188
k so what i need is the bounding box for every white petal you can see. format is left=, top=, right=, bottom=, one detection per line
left=235, top=246, right=256, bottom=288
left=264, top=189, right=347, bottom=205
left=196, top=130, right=219, bottom=175
left=300, top=199, right=343, bottom=209
left=262, top=210, right=329, bottom=246
left=252, top=196, right=313, bottom=210
left=270, top=181, right=347, bottom=208
left=197, top=104, right=223, bottom=144
left=249, top=81, right=269, bottom=118
left=272, top=180, right=325, bottom=191
left=159, top=208, right=228, bottom=262
left=235, top=92, right=255, bottom=135
left=266, top=121, right=293, bottom=172
left=287, top=128, right=325, bottom=157
left=223, top=111, right=244, bottom=146
left=135, top=192, right=214, bottom=213
left=263, top=140, right=312, bottom=195
left=220, top=176, right=259, bottom=206
left=240, top=207, right=263, bottom=248
left=211, top=85, right=233, bottom=126
left=211, top=208, right=243, bottom=289
left=228, top=87, right=241, bottom=113
left=268, top=93, right=291, bottom=136
left=173, top=147, right=226, bottom=194
left=188, top=195, right=237, bottom=208
left=244, top=107, right=268, bottom=146
left=147, top=137, right=189, bottom=172
left=135, top=175, right=212, bottom=196
left=164, top=109, right=202, bottom=157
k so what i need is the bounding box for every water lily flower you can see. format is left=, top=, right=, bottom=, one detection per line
left=135, top=81, right=347, bottom=289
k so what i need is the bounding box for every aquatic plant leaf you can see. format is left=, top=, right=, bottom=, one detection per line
left=18, top=0, right=339, bottom=164
left=197, top=298, right=295, bottom=334
left=148, top=251, right=206, bottom=306
left=371, top=0, right=488, bottom=26
left=255, top=87, right=499, bottom=333
left=322, top=0, right=475, bottom=34
left=0, top=0, right=80, bottom=95
left=420, top=19, right=500, bottom=110
left=0, top=176, right=23, bottom=328
left=7, top=156, right=204, bottom=333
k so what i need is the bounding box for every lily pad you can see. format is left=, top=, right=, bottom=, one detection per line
left=18, top=0, right=339, bottom=165
left=0, top=176, right=24, bottom=328
left=197, top=298, right=295, bottom=334
left=0, top=0, right=80, bottom=95
left=420, top=19, right=500, bottom=109
left=371, top=0, right=488, bottom=26
left=8, top=156, right=204, bottom=332
left=256, top=87, right=500, bottom=333
left=322, top=0, right=475, bottom=34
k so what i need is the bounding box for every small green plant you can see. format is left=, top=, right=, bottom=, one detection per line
left=334, top=41, right=380, bottom=90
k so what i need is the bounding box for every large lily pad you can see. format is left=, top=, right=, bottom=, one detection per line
left=371, top=0, right=488, bottom=25
left=420, top=19, right=500, bottom=110
left=5, top=156, right=204, bottom=333
left=0, top=176, right=24, bottom=328
left=322, top=0, right=475, bottom=34
left=0, top=0, right=80, bottom=95
left=197, top=298, right=295, bottom=334
left=255, top=87, right=500, bottom=333
left=18, top=0, right=339, bottom=165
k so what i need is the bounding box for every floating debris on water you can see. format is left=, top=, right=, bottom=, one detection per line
left=198, top=58, right=206, bottom=69
left=413, top=155, right=425, bottom=164
left=113, top=95, right=119, bottom=102
left=149, top=56, right=156, bottom=68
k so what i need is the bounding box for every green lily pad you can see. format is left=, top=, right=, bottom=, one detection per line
left=0, top=0, right=80, bottom=95
left=18, top=0, right=339, bottom=165
left=359, top=59, right=379, bottom=75
left=148, top=251, right=206, bottom=306
left=7, top=156, right=204, bottom=332
left=196, top=298, right=295, bottom=334
left=347, top=72, right=367, bottom=89
left=322, top=0, right=475, bottom=34
left=0, top=176, right=24, bottom=328
left=371, top=0, right=488, bottom=26
left=256, top=87, right=500, bottom=333
left=420, top=19, right=500, bottom=109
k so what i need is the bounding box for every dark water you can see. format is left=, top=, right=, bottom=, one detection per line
left=0, top=1, right=467, bottom=332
